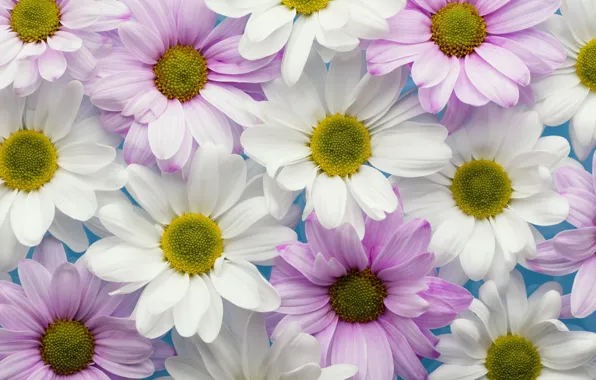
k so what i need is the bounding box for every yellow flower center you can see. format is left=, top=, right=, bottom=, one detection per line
left=161, top=213, right=224, bottom=275
left=153, top=45, right=209, bottom=103
left=576, top=39, right=596, bottom=92
left=431, top=3, right=487, bottom=58
left=0, top=130, right=58, bottom=191
left=329, top=269, right=387, bottom=323
left=40, top=320, right=95, bottom=376
left=310, top=114, right=371, bottom=177
left=10, top=0, right=61, bottom=43
left=281, top=0, right=330, bottom=15
left=485, top=335, right=542, bottom=380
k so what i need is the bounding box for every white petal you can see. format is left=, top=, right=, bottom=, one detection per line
left=197, top=274, right=224, bottom=343
left=187, top=147, right=220, bottom=217
left=509, top=192, right=569, bottom=226
left=460, top=218, right=495, bottom=281
left=312, top=173, right=347, bottom=229
left=281, top=14, right=317, bottom=86
left=97, top=203, right=161, bottom=247
left=217, top=197, right=269, bottom=239
left=173, top=275, right=211, bottom=337
left=126, top=164, right=175, bottom=225
left=43, top=81, right=84, bottom=142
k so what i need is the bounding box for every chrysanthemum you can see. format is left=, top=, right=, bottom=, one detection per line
left=0, top=236, right=169, bottom=379
left=84, top=148, right=297, bottom=342
left=532, top=0, right=596, bottom=160
left=160, top=309, right=358, bottom=380
left=0, top=80, right=127, bottom=271
left=0, top=0, right=129, bottom=96
left=267, top=196, right=473, bottom=380
left=528, top=155, right=596, bottom=318
left=90, top=0, right=281, bottom=169
left=242, top=51, right=452, bottom=235
left=366, top=0, right=565, bottom=117
left=205, top=0, right=405, bottom=86
left=430, top=270, right=596, bottom=379
left=395, top=105, right=570, bottom=285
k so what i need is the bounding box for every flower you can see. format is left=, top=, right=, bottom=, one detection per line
left=266, top=194, right=473, bottom=380
left=430, top=270, right=596, bottom=380
left=89, top=0, right=281, bottom=170
left=0, top=0, right=129, bottom=96
left=396, top=104, right=570, bottom=286
left=84, top=148, right=298, bottom=342
left=160, top=308, right=358, bottom=380
left=205, top=0, right=404, bottom=86
left=0, top=236, right=169, bottom=379
left=241, top=51, right=452, bottom=236
left=528, top=155, right=596, bottom=318
left=366, top=0, right=565, bottom=117
left=0, top=80, right=127, bottom=271
left=533, top=0, right=596, bottom=160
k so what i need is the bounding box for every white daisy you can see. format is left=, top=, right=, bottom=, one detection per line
left=241, top=51, right=452, bottom=236
left=430, top=270, right=596, bottom=380
left=84, top=148, right=298, bottom=342
left=204, top=0, right=404, bottom=86
left=159, top=308, right=358, bottom=380
left=395, top=104, right=570, bottom=286
left=533, top=0, right=596, bottom=160
left=0, top=79, right=127, bottom=271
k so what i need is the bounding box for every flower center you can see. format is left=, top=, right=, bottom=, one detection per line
left=309, top=114, right=371, bottom=177
left=153, top=45, right=209, bottom=102
left=0, top=130, right=58, bottom=192
left=450, top=159, right=512, bottom=219
left=9, top=0, right=61, bottom=43
left=329, top=268, right=387, bottom=323
left=485, top=335, right=542, bottom=380
left=576, top=39, right=596, bottom=92
left=40, top=320, right=95, bottom=376
left=431, top=3, right=487, bottom=58
left=161, top=213, right=224, bottom=275
left=281, top=0, right=330, bottom=14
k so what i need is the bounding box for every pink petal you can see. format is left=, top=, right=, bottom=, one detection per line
left=441, top=94, right=472, bottom=134
left=484, top=0, right=560, bottom=34
left=384, top=292, right=429, bottom=318
left=464, top=53, right=519, bottom=107
left=64, top=46, right=96, bottom=81
left=412, top=294, right=457, bottom=329
left=474, top=42, right=530, bottom=86
left=121, top=88, right=168, bottom=124
left=90, top=70, right=155, bottom=112
left=329, top=322, right=368, bottom=380
left=156, top=126, right=193, bottom=173
left=379, top=313, right=439, bottom=359
left=0, top=350, right=44, bottom=379
left=528, top=240, right=583, bottom=276
left=419, top=55, right=460, bottom=113
left=366, top=41, right=434, bottom=76
left=121, top=0, right=176, bottom=47
left=553, top=227, right=596, bottom=262
left=182, top=97, right=234, bottom=152
left=200, top=82, right=260, bottom=126
left=571, top=256, right=596, bottom=318
left=0, top=35, right=22, bottom=66
left=361, top=323, right=394, bottom=380
left=469, top=0, right=511, bottom=15
left=32, top=236, right=67, bottom=274
left=453, top=60, right=490, bottom=106
left=554, top=166, right=594, bottom=194
left=118, top=21, right=164, bottom=65
left=377, top=318, right=429, bottom=379
left=12, top=59, right=41, bottom=97
left=385, top=10, right=432, bottom=43
left=176, top=0, right=216, bottom=47
left=560, top=188, right=596, bottom=229
left=38, top=49, right=67, bottom=81
left=148, top=99, right=185, bottom=160
left=49, top=263, right=82, bottom=320
left=47, top=31, right=82, bottom=52
left=377, top=252, right=435, bottom=282
left=412, top=44, right=450, bottom=88
left=423, top=277, right=472, bottom=312
left=17, top=259, right=54, bottom=325
left=123, top=121, right=155, bottom=166
left=100, top=111, right=133, bottom=134
left=412, top=0, right=446, bottom=13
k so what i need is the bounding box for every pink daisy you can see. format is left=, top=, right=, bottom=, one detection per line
left=90, top=0, right=281, bottom=171
left=0, top=0, right=129, bottom=97
left=266, top=188, right=472, bottom=380
left=366, top=0, right=565, bottom=124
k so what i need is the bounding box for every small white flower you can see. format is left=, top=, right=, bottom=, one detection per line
left=84, top=148, right=297, bottom=342
left=430, top=270, right=596, bottom=380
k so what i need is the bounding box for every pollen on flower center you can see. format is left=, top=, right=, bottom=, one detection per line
left=309, top=114, right=371, bottom=177
left=153, top=45, right=209, bottom=103
left=281, top=0, right=330, bottom=15
left=0, top=130, right=58, bottom=192
left=9, top=0, right=61, bottom=43
left=485, top=335, right=542, bottom=380
left=576, top=39, right=596, bottom=92
left=450, top=159, right=512, bottom=219
left=40, top=320, right=95, bottom=376
left=431, top=3, right=487, bottom=58
left=161, top=213, right=224, bottom=275
left=329, top=268, right=387, bottom=323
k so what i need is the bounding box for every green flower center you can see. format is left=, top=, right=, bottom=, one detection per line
left=485, top=335, right=542, bottom=380
left=281, top=0, right=330, bottom=14
left=329, top=269, right=387, bottom=323
left=0, top=130, right=58, bottom=192
left=161, top=213, right=224, bottom=275
left=153, top=45, right=209, bottom=103
left=10, top=0, right=61, bottom=43
left=431, top=3, right=487, bottom=58
left=576, top=39, right=596, bottom=92
left=40, top=320, right=95, bottom=376
left=450, top=159, right=512, bottom=219
left=309, top=114, right=371, bottom=177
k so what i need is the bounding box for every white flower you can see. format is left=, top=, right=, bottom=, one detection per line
left=395, top=104, right=570, bottom=286
left=0, top=79, right=126, bottom=271
left=160, top=308, right=358, bottom=380
left=430, top=270, right=596, bottom=380
left=84, top=148, right=298, bottom=342
left=204, top=0, right=404, bottom=86
left=533, top=0, right=596, bottom=160
left=242, top=51, right=452, bottom=237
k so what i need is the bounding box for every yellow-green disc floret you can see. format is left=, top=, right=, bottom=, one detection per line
left=10, top=0, right=61, bottom=43
left=161, top=213, right=224, bottom=275
left=0, top=130, right=58, bottom=192
left=485, top=335, right=542, bottom=380
left=40, top=320, right=95, bottom=376
left=431, top=3, right=487, bottom=58
left=451, top=159, right=512, bottom=219
left=153, top=45, right=208, bottom=102
left=576, top=39, right=596, bottom=92
left=329, top=269, right=387, bottom=323
left=310, top=114, right=371, bottom=177
left=281, top=0, right=330, bottom=15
